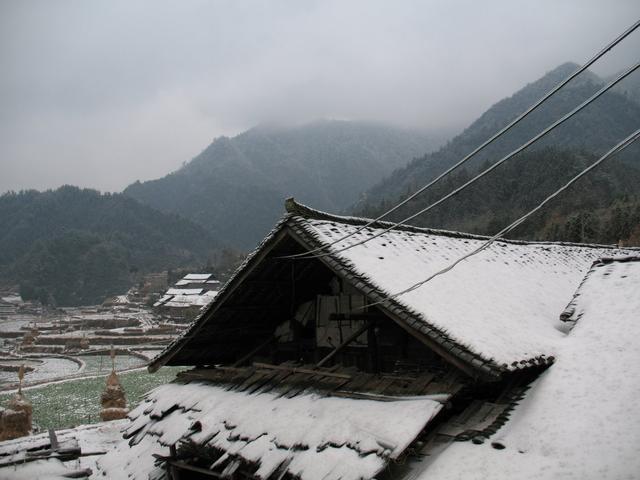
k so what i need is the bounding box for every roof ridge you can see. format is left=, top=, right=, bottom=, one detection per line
left=284, top=198, right=625, bottom=250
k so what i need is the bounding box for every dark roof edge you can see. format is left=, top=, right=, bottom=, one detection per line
left=285, top=197, right=630, bottom=251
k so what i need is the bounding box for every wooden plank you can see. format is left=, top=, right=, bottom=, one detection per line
left=252, top=362, right=352, bottom=380
left=236, top=370, right=270, bottom=392
left=328, top=313, right=385, bottom=321
left=284, top=372, right=322, bottom=398
left=339, top=373, right=374, bottom=392
left=48, top=428, right=59, bottom=451
left=257, top=366, right=296, bottom=394
left=247, top=369, right=283, bottom=394
left=61, top=468, right=93, bottom=479
left=221, top=460, right=241, bottom=478
left=406, top=373, right=435, bottom=395
left=316, top=321, right=373, bottom=367
left=165, top=460, right=222, bottom=478
left=423, top=382, right=448, bottom=395
left=371, top=376, right=396, bottom=394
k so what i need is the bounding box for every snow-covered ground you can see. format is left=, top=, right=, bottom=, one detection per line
left=0, top=356, right=82, bottom=387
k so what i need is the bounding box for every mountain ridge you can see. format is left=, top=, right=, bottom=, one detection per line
left=124, top=120, right=442, bottom=248
left=356, top=62, right=640, bottom=210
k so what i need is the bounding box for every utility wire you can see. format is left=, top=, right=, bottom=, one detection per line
left=362, top=127, right=640, bottom=309
left=280, top=19, right=640, bottom=260
left=294, top=60, right=640, bottom=260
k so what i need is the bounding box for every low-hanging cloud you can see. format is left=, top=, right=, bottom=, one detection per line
left=1, top=0, right=638, bottom=194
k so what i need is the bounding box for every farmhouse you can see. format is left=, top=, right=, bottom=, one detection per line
left=97, top=199, right=637, bottom=480
left=154, top=273, right=220, bottom=321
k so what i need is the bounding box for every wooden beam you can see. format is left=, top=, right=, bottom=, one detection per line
left=61, top=469, right=93, bottom=479
left=232, top=336, right=276, bottom=367
left=252, top=362, right=352, bottom=379
left=164, top=460, right=223, bottom=478
left=329, top=313, right=385, bottom=321
left=221, top=305, right=284, bottom=311
left=316, top=321, right=373, bottom=368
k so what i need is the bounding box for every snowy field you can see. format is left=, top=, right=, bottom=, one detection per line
left=78, top=354, right=148, bottom=376
left=0, top=356, right=82, bottom=387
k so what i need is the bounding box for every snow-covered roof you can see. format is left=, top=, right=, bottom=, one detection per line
left=176, top=278, right=221, bottom=286
left=0, top=295, right=22, bottom=305
left=166, top=288, right=202, bottom=296
left=295, top=220, right=619, bottom=369
left=415, top=256, right=640, bottom=479
left=182, top=273, right=212, bottom=281
left=150, top=199, right=634, bottom=376
left=153, top=289, right=218, bottom=308
left=0, top=421, right=125, bottom=479
left=97, top=381, right=443, bottom=480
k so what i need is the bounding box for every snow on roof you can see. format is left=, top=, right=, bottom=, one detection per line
left=294, top=216, right=631, bottom=369
left=182, top=273, right=212, bottom=281
left=152, top=294, right=173, bottom=308
left=166, top=288, right=202, bottom=296
left=0, top=420, right=125, bottom=479
left=162, top=292, right=216, bottom=307
left=0, top=295, right=22, bottom=305
left=416, top=256, right=640, bottom=480
left=97, top=382, right=443, bottom=480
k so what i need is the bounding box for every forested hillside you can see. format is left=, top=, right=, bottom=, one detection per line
left=358, top=63, right=640, bottom=206
left=356, top=63, right=640, bottom=245
left=0, top=186, right=220, bottom=306
left=124, top=120, right=440, bottom=249
left=357, top=148, right=640, bottom=245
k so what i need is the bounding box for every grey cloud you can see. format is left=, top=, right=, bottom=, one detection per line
left=1, top=0, right=639, bottom=193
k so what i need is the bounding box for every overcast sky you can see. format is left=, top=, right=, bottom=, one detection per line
left=1, top=0, right=639, bottom=194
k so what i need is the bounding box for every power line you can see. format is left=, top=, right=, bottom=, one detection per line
left=295, top=60, right=640, bottom=260
left=280, top=18, right=640, bottom=260
left=363, top=127, right=640, bottom=309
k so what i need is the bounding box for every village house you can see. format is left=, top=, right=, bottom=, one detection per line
left=153, top=273, right=220, bottom=321
left=94, top=199, right=639, bottom=480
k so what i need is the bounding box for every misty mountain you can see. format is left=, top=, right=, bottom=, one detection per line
left=354, top=63, right=640, bottom=243
left=357, top=63, right=640, bottom=207
left=0, top=186, right=221, bottom=306
left=611, top=69, right=640, bottom=106
left=124, top=120, right=440, bottom=249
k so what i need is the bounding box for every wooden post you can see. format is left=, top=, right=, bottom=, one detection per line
left=368, top=325, right=379, bottom=373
